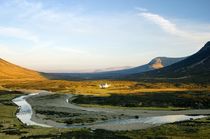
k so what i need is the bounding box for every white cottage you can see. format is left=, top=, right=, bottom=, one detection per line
left=99, top=83, right=110, bottom=89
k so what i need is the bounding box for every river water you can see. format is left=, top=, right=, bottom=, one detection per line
left=12, top=92, right=207, bottom=130
left=12, top=93, right=51, bottom=127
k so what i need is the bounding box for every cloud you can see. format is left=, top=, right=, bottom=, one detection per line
left=135, top=7, right=148, bottom=12
left=52, top=47, right=90, bottom=55
left=0, top=26, right=39, bottom=43
left=0, top=44, right=16, bottom=54
left=139, top=12, right=210, bottom=41
left=0, top=0, right=210, bottom=72
left=7, top=0, right=91, bottom=34
left=140, top=12, right=181, bottom=35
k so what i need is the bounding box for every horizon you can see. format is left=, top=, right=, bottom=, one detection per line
left=0, top=0, right=210, bottom=72
left=1, top=43, right=206, bottom=73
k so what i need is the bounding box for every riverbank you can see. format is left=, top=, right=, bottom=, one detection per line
left=1, top=90, right=210, bottom=138
left=0, top=90, right=71, bottom=139
left=25, top=92, right=210, bottom=131
left=12, top=93, right=52, bottom=127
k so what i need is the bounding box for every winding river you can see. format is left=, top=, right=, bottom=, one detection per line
left=12, top=93, right=51, bottom=127
left=12, top=92, right=207, bottom=130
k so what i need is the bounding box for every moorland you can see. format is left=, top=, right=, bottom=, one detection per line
left=0, top=41, right=210, bottom=138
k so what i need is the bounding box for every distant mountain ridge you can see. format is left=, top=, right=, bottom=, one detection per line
left=127, top=41, right=210, bottom=83
left=43, top=57, right=185, bottom=80
left=102, top=57, right=186, bottom=75
left=148, top=57, right=186, bottom=69
left=0, top=58, right=45, bottom=80
left=1, top=41, right=209, bottom=83
left=93, top=66, right=132, bottom=73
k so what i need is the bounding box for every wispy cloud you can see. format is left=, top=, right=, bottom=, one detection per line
left=52, top=46, right=90, bottom=55
left=0, top=26, right=39, bottom=43
left=138, top=12, right=210, bottom=41
left=135, top=7, right=148, bottom=12
left=0, top=44, right=16, bottom=55
left=9, top=0, right=92, bottom=34
left=140, top=12, right=182, bottom=35
left=0, top=0, right=209, bottom=72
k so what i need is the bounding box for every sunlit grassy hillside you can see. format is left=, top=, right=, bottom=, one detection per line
left=0, top=58, right=45, bottom=80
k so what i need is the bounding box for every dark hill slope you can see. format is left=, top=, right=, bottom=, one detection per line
left=127, top=41, right=210, bottom=83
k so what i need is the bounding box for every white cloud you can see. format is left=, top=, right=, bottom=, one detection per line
left=0, top=26, right=39, bottom=43
left=8, top=0, right=91, bottom=34
left=139, top=12, right=210, bottom=41
left=140, top=12, right=181, bottom=35
left=51, top=46, right=90, bottom=55
left=0, top=44, right=16, bottom=55
left=135, top=7, right=148, bottom=12
left=0, top=0, right=210, bottom=72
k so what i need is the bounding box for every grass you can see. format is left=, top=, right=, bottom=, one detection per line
left=73, top=91, right=210, bottom=109
left=119, top=117, right=210, bottom=139
left=0, top=91, right=70, bottom=138
left=0, top=91, right=128, bottom=138
left=79, top=104, right=188, bottom=111
left=0, top=79, right=210, bottom=96
left=0, top=58, right=45, bottom=80
left=1, top=90, right=210, bottom=138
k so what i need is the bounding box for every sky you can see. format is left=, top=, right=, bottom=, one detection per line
left=0, top=0, right=210, bottom=73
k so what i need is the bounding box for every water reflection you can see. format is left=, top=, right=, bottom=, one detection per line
left=112, top=115, right=206, bottom=125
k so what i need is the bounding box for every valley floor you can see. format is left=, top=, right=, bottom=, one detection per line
left=1, top=79, right=210, bottom=96
left=26, top=92, right=210, bottom=131
left=0, top=90, right=210, bottom=138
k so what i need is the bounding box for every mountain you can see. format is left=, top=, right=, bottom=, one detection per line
left=127, top=41, right=210, bottom=83
left=113, top=57, right=186, bottom=75
left=93, top=66, right=132, bottom=73
left=43, top=57, right=185, bottom=80
left=0, top=58, right=45, bottom=80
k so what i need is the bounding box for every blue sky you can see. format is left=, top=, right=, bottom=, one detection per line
left=0, top=0, right=210, bottom=72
